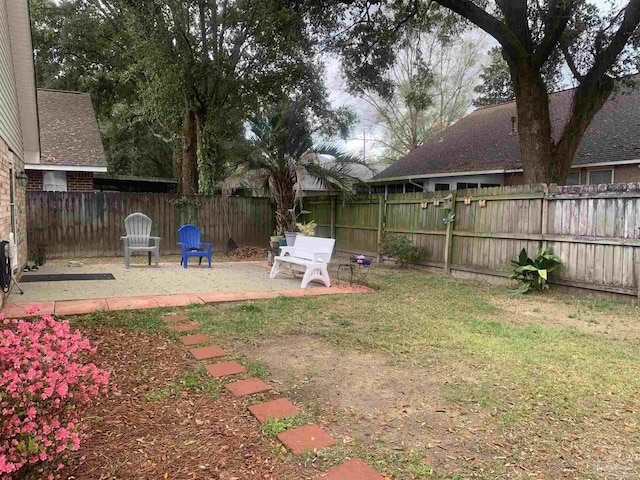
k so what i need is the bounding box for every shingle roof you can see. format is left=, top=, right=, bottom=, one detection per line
left=375, top=81, right=640, bottom=180
left=36, top=89, right=107, bottom=168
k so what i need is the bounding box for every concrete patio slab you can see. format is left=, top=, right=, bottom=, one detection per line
left=322, top=459, right=385, bottom=479
left=189, top=345, right=226, bottom=360
left=1, top=262, right=370, bottom=318
left=205, top=361, right=246, bottom=378
left=179, top=334, right=210, bottom=346
left=225, top=378, right=271, bottom=397
left=248, top=398, right=299, bottom=424
left=277, top=424, right=335, bottom=455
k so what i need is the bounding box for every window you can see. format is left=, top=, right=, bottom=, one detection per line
left=43, top=171, right=67, bottom=192
left=434, top=183, right=450, bottom=191
left=564, top=171, right=580, bottom=186
left=404, top=182, right=424, bottom=193
left=456, top=182, right=478, bottom=190
left=587, top=169, right=613, bottom=186
left=386, top=183, right=404, bottom=194
left=480, top=183, right=501, bottom=188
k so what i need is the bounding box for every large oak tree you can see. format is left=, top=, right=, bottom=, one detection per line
left=322, top=1, right=640, bottom=184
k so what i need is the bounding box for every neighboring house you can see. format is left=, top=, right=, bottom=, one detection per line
left=370, top=80, right=640, bottom=193
left=301, top=159, right=386, bottom=195
left=94, top=173, right=178, bottom=193
left=26, top=89, right=107, bottom=192
left=0, top=0, right=40, bottom=304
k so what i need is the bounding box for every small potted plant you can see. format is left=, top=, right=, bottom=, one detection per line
left=284, top=206, right=311, bottom=246
left=296, top=220, right=317, bottom=237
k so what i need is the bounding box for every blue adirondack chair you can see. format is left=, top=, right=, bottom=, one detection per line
left=178, top=225, right=212, bottom=268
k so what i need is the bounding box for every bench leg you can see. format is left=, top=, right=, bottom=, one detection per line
left=269, top=260, right=281, bottom=279
left=300, top=265, right=331, bottom=289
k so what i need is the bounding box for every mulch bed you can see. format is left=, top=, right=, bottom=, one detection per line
left=65, top=325, right=320, bottom=479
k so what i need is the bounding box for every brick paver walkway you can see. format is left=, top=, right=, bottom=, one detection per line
left=163, top=311, right=386, bottom=479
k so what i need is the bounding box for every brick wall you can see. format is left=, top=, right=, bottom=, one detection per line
left=26, top=170, right=95, bottom=191
left=613, top=164, right=640, bottom=183
left=67, top=171, right=94, bottom=191
left=0, top=138, right=27, bottom=307
left=26, top=169, right=42, bottom=190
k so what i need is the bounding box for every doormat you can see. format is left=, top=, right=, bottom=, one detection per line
left=20, top=273, right=116, bottom=283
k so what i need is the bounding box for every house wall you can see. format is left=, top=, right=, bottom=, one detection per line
left=0, top=138, right=27, bottom=307
left=0, top=1, right=24, bottom=160
left=423, top=173, right=505, bottom=191
left=26, top=170, right=95, bottom=191
left=67, top=172, right=94, bottom=191
left=26, top=170, right=43, bottom=191
left=613, top=164, right=640, bottom=183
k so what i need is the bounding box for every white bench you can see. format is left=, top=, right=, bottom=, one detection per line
left=269, top=235, right=336, bottom=288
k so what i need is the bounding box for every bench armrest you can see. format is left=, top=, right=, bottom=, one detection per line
left=312, top=251, right=331, bottom=263
left=150, top=236, right=161, bottom=246
left=279, top=246, right=295, bottom=256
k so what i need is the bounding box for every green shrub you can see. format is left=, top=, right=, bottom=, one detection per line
left=380, top=234, right=426, bottom=267
left=509, top=248, right=563, bottom=294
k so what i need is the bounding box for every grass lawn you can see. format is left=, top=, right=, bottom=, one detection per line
left=74, top=265, right=640, bottom=479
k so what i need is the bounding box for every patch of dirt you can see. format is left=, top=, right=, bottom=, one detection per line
left=228, top=247, right=269, bottom=260
left=490, top=293, right=640, bottom=339
left=236, top=335, right=498, bottom=475
left=235, top=334, right=640, bottom=479
left=66, top=326, right=319, bottom=480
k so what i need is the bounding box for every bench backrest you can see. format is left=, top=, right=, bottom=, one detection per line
left=292, top=235, right=336, bottom=262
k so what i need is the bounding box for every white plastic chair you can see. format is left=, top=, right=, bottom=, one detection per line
left=121, top=213, right=160, bottom=268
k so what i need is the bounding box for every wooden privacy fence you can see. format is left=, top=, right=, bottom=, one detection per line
left=305, top=183, right=640, bottom=298
left=27, top=192, right=274, bottom=259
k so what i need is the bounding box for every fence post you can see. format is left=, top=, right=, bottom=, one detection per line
left=443, top=193, right=456, bottom=274
left=330, top=196, right=336, bottom=239
left=540, top=183, right=550, bottom=252
left=376, top=195, right=385, bottom=263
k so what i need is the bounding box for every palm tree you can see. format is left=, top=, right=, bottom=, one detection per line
left=230, top=102, right=370, bottom=235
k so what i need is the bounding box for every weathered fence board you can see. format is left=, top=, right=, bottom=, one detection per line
left=305, top=183, right=640, bottom=298
left=27, top=192, right=274, bottom=259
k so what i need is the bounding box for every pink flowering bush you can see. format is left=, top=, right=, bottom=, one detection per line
left=0, top=313, right=111, bottom=479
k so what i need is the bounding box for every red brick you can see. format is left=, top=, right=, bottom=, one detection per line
left=170, top=322, right=199, bottom=332
left=248, top=398, right=299, bottom=424
left=322, top=459, right=385, bottom=479
left=190, top=345, right=226, bottom=360
left=163, top=314, right=189, bottom=322
left=276, top=424, right=335, bottom=455
left=205, top=361, right=246, bottom=378
left=224, top=378, right=271, bottom=397
left=179, top=334, right=209, bottom=346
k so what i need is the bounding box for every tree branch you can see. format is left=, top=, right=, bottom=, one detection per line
left=533, top=0, right=576, bottom=68
left=432, top=0, right=517, bottom=55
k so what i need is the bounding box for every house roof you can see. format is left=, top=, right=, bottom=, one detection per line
left=374, top=80, right=640, bottom=181
left=36, top=89, right=107, bottom=169
left=302, top=159, right=385, bottom=191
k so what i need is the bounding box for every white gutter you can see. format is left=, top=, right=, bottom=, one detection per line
left=25, top=164, right=108, bottom=173
left=570, top=158, right=640, bottom=169
left=368, top=168, right=523, bottom=183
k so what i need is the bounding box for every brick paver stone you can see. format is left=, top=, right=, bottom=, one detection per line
left=179, top=334, right=209, bottom=346
left=322, top=459, right=386, bottom=480
left=205, top=361, right=246, bottom=378
left=224, top=378, right=271, bottom=397
left=276, top=424, right=335, bottom=455
left=189, top=345, right=226, bottom=360
left=170, top=323, right=199, bottom=332
left=248, top=398, right=299, bottom=423
left=162, top=314, right=189, bottom=322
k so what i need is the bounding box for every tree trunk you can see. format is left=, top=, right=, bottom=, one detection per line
left=173, top=152, right=183, bottom=193
left=272, top=171, right=296, bottom=235
left=550, top=77, right=615, bottom=184
left=513, top=64, right=553, bottom=184
left=182, top=108, right=198, bottom=195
